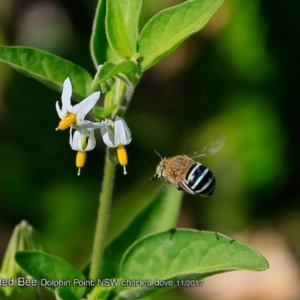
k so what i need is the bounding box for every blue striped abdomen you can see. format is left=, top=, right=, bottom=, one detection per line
left=185, top=163, right=215, bottom=196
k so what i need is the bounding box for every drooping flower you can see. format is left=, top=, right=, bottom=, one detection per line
left=69, top=129, right=96, bottom=176
left=100, top=116, right=131, bottom=174
left=56, top=77, right=105, bottom=132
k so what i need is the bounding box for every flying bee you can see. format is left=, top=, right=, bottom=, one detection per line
left=149, top=136, right=224, bottom=196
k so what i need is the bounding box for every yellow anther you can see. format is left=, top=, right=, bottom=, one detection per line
left=76, top=151, right=86, bottom=176
left=117, top=145, right=128, bottom=175
left=56, top=113, right=76, bottom=130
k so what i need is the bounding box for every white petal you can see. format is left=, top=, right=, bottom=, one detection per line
left=85, top=130, right=96, bottom=151
left=61, top=78, right=72, bottom=112
left=55, top=101, right=65, bottom=119
left=70, top=130, right=82, bottom=151
left=69, top=127, right=73, bottom=147
left=80, top=120, right=108, bottom=130
left=73, top=91, right=100, bottom=121
left=114, top=116, right=131, bottom=145
left=72, top=124, right=89, bottom=136
left=100, top=126, right=115, bottom=147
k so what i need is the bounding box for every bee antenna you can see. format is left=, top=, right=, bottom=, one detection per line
left=153, top=149, right=163, bottom=159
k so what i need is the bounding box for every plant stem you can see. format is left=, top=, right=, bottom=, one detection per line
left=89, top=148, right=115, bottom=280
left=89, top=77, right=137, bottom=280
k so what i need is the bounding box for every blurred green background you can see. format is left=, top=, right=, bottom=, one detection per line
left=0, top=0, right=300, bottom=299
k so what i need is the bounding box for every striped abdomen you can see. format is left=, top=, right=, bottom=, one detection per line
left=183, top=163, right=215, bottom=196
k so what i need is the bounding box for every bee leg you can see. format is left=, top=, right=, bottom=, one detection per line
left=176, top=182, right=184, bottom=191
left=178, top=181, right=194, bottom=195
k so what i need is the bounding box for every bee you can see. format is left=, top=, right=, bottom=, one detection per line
left=149, top=137, right=224, bottom=196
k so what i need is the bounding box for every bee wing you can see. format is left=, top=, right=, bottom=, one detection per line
left=192, top=134, right=225, bottom=158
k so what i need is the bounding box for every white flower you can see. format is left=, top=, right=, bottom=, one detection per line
left=101, top=116, right=131, bottom=147
left=69, top=129, right=96, bottom=151
left=56, top=77, right=106, bottom=132
left=69, top=129, right=96, bottom=176
left=100, top=116, right=132, bottom=174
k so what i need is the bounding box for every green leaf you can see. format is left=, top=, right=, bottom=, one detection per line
left=118, top=0, right=143, bottom=54
left=93, top=104, right=117, bottom=118
left=90, top=0, right=107, bottom=66
left=97, top=61, right=138, bottom=82
left=90, top=0, right=142, bottom=65
left=106, top=0, right=135, bottom=59
left=90, top=0, right=120, bottom=66
left=55, top=287, right=78, bottom=300
left=118, top=229, right=269, bottom=299
left=15, top=251, right=86, bottom=299
left=89, top=285, right=112, bottom=300
left=0, top=45, right=93, bottom=100
left=138, top=0, right=224, bottom=70
left=101, top=186, right=183, bottom=278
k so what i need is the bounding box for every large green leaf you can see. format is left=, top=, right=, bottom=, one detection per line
left=90, top=0, right=120, bottom=66
left=106, top=0, right=134, bottom=59
left=138, top=0, right=224, bottom=70
left=119, top=0, right=143, bottom=54
left=15, top=251, right=86, bottom=299
left=0, top=45, right=93, bottom=100
left=101, top=186, right=183, bottom=278
left=90, top=0, right=142, bottom=66
left=117, top=229, right=269, bottom=299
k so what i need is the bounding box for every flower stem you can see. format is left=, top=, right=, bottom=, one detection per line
left=89, top=148, right=115, bottom=280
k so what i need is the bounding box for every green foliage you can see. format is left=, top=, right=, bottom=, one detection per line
left=93, top=104, right=118, bottom=118
left=55, top=287, right=78, bottom=300
left=15, top=251, right=86, bottom=299
left=91, top=0, right=143, bottom=66
left=138, top=0, right=224, bottom=70
left=0, top=46, right=93, bottom=100
left=117, top=229, right=269, bottom=299
left=106, top=0, right=134, bottom=59
left=91, top=0, right=112, bottom=66
left=94, top=61, right=138, bottom=84
left=106, top=0, right=142, bottom=60
left=118, top=0, right=143, bottom=54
